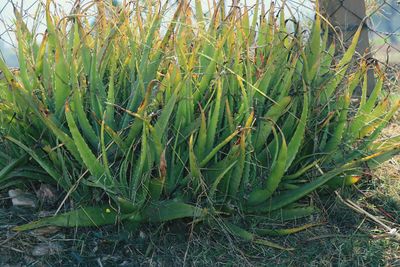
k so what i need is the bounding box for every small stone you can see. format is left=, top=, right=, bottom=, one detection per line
left=8, top=189, right=37, bottom=208
left=36, top=184, right=57, bottom=205
left=38, top=210, right=56, bottom=217
left=32, top=242, right=62, bottom=256
left=33, top=226, right=60, bottom=236
left=139, top=231, right=146, bottom=239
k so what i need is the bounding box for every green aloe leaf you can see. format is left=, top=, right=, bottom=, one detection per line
left=224, top=222, right=293, bottom=250
left=65, top=103, right=112, bottom=188
left=247, top=131, right=288, bottom=206
left=13, top=206, right=131, bottom=231
left=143, top=200, right=206, bottom=222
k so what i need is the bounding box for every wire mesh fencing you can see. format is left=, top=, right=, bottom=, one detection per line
left=319, top=0, right=400, bottom=87
left=0, top=0, right=399, bottom=81
left=0, top=0, right=44, bottom=67
left=366, top=0, right=400, bottom=63
left=368, top=0, right=400, bottom=88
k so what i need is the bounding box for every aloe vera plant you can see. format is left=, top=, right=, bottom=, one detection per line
left=0, top=0, right=399, bottom=247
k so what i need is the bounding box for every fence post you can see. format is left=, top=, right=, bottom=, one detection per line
left=320, top=0, right=375, bottom=94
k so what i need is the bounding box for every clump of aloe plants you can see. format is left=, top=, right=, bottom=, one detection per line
left=0, top=0, right=399, bottom=246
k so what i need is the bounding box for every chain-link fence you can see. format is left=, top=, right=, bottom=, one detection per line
left=0, top=0, right=42, bottom=67
left=0, top=0, right=85, bottom=67
left=0, top=0, right=400, bottom=76
left=367, top=0, right=400, bottom=62
left=319, top=0, right=400, bottom=89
